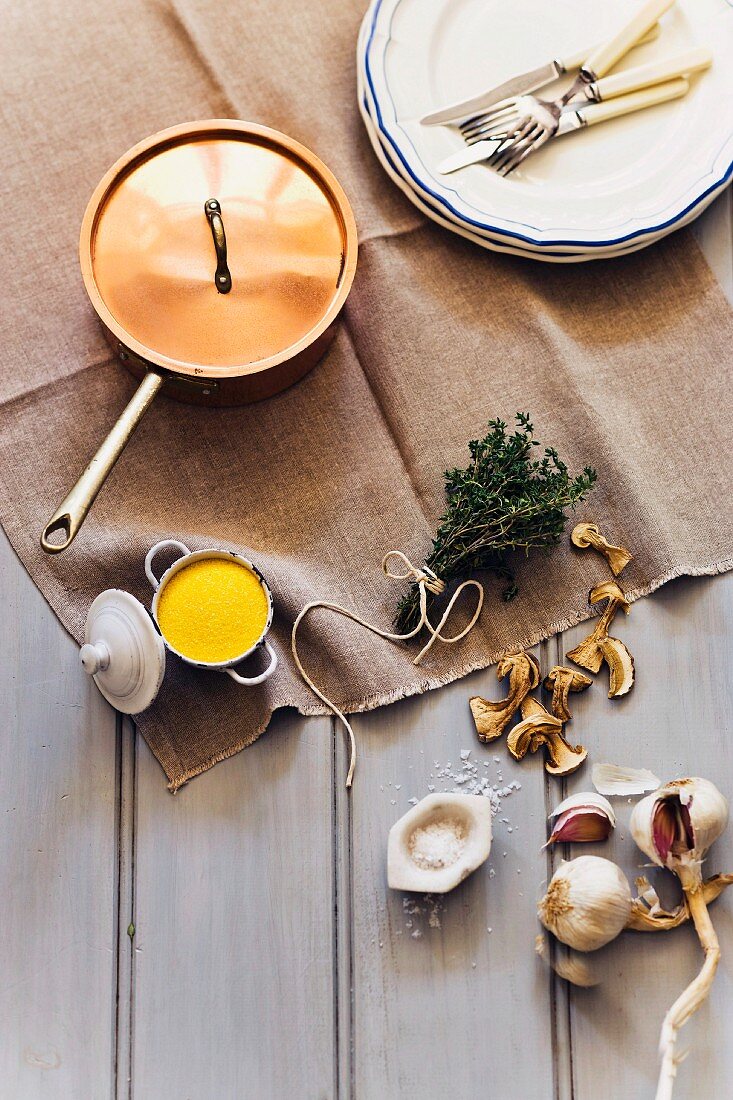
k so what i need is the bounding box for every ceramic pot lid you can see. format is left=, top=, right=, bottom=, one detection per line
left=81, top=590, right=165, bottom=714
left=80, top=120, right=355, bottom=376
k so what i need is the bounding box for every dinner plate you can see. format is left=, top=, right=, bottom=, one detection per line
left=357, top=9, right=726, bottom=261
left=362, top=0, right=733, bottom=252
left=357, top=11, right=732, bottom=260
left=358, top=55, right=681, bottom=261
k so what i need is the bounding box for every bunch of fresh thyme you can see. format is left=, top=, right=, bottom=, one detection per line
left=395, top=413, right=596, bottom=633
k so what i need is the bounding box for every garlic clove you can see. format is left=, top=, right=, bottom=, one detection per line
left=600, top=637, right=635, bottom=697
left=538, top=855, right=632, bottom=952
left=535, top=933, right=600, bottom=987
left=550, top=791, right=616, bottom=826
left=546, top=792, right=615, bottom=846
left=546, top=808, right=612, bottom=846
left=387, top=793, right=492, bottom=894
left=592, top=762, right=660, bottom=797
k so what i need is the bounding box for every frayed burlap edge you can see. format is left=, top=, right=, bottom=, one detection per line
left=164, top=557, right=733, bottom=791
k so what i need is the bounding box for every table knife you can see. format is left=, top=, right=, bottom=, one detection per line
left=421, top=22, right=660, bottom=126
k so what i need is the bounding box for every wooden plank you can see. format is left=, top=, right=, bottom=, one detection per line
left=0, top=528, right=119, bottom=1098
left=691, top=189, right=733, bottom=302
left=130, top=709, right=336, bottom=1099
left=559, top=573, right=733, bottom=1100
left=347, top=648, right=558, bottom=1099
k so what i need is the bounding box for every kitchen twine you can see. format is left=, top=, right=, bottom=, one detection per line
left=291, top=551, right=484, bottom=787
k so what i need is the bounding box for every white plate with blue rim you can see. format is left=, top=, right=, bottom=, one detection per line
left=361, top=0, right=733, bottom=258
left=358, top=39, right=679, bottom=260
left=356, top=5, right=732, bottom=259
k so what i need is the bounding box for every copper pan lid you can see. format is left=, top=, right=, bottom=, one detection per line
left=80, top=120, right=358, bottom=378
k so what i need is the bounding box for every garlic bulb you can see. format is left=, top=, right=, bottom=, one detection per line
left=631, top=777, right=729, bottom=885
left=631, top=778, right=730, bottom=1100
left=538, top=855, right=632, bottom=952
left=546, top=792, right=615, bottom=846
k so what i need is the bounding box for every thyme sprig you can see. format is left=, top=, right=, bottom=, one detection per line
left=395, top=413, right=596, bottom=633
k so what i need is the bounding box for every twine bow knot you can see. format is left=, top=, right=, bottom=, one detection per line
left=382, top=550, right=446, bottom=595
left=292, top=551, right=484, bottom=787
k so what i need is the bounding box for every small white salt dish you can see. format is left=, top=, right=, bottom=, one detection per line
left=388, top=793, right=492, bottom=894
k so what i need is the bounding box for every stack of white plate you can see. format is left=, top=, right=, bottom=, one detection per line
left=358, top=0, right=733, bottom=262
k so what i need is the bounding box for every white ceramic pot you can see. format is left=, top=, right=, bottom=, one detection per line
left=144, top=539, right=278, bottom=686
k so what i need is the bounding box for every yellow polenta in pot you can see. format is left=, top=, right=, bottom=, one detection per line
left=157, top=558, right=269, bottom=663
left=145, top=540, right=278, bottom=686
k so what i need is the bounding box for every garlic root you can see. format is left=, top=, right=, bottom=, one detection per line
left=571, top=522, right=633, bottom=576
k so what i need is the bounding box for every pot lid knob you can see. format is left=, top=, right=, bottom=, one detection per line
left=81, top=589, right=165, bottom=714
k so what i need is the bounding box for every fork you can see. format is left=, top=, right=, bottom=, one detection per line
left=461, top=46, right=711, bottom=147
left=488, top=77, right=690, bottom=176
left=460, top=0, right=676, bottom=144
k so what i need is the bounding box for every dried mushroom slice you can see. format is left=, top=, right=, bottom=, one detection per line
left=571, top=522, right=633, bottom=577
left=506, top=697, right=563, bottom=761
left=543, top=665, right=593, bottom=721
left=567, top=580, right=635, bottom=696
left=599, top=637, right=635, bottom=697
left=469, top=649, right=539, bottom=743
left=566, top=632, right=605, bottom=674
left=507, top=696, right=587, bottom=777
left=544, top=736, right=588, bottom=778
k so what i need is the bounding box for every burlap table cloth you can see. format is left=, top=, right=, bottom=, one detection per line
left=1, top=0, right=732, bottom=789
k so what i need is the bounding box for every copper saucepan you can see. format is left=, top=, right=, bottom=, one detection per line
left=41, top=120, right=358, bottom=553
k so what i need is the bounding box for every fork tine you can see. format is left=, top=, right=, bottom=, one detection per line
left=458, top=95, right=518, bottom=131
left=464, top=116, right=521, bottom=144
left=463, top=115, right=520, bottom=143
left=460, top=103, right=518, bottom=137
left=489, top=121, right=542, bottom=172
left=496, top=125, right=549, bottom=175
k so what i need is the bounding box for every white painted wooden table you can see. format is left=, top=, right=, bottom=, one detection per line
left=2, top=197, right=731, bottom=1100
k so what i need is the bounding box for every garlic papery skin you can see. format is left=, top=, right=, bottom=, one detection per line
left=538, top=855, right=632, bottom=951
left=546, top=792, right=615, bottom=847
left=630, top=778, right=729, bottom=886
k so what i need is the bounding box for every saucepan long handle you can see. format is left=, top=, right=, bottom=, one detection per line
left=41, top=370, right=165, bottom=554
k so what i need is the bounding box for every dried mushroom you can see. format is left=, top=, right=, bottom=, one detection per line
left=507, top=697, right=587, bottom=777
left=571, top=522, right=633, bottom=576
left=599, top=637, right=634, bottom=697
left=567, top=580, right=635, bottom=697
left=544, top=665, right=593, bottom=721
left=469, top=649, right=539, bottom=743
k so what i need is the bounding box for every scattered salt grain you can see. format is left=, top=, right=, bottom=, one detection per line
left=408, top=797, right=418, bottom=806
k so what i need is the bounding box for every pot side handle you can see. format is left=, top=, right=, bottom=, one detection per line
left=225, top=641, right=278, bottom=686
left=40, top=370, right=165, bottom=554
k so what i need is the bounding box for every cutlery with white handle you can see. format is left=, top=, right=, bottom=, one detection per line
left=460, top=45, right=711, bottom=145
left=459, top=0, right=677, bottom=142
left=438, top=77, right=690, bottom=175
left=421, top=23, right=661, bottom=127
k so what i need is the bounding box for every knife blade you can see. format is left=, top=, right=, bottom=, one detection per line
left=421, top=22, right=661, bottom=127
left=437, top=138, right=505, bottom=175
left=422, top=61, right=562, bottom=127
